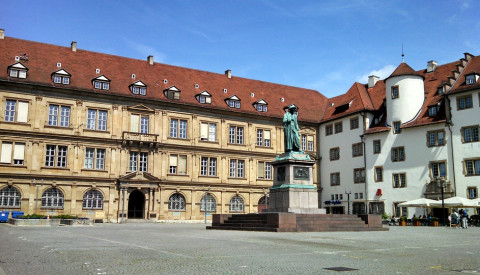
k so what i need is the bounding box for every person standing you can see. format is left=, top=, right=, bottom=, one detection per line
left=461, top=209, right=469, bottom=229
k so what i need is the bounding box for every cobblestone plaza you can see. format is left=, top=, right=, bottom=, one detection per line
left=0, top=223, right=479, bottom=274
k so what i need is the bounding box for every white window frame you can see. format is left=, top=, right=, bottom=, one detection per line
left=87, top=109, right=108, bottom=131
left=200, top=157, right=217, bottom=176
left=45, top=145, right=68, bottom=168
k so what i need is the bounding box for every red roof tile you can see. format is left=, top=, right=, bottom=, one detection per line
left=449, top=54, right=480, bottom=95
left=0, top=37, right=327, bottom=123
left=386, top=62, right=424, bottom=80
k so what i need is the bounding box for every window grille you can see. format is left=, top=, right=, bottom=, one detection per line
left=41, top=188, right=64, bottom=208
left=0, top=186, right=21, bottom=207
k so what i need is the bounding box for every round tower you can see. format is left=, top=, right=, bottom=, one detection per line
left=385, top=62, right=425, bottom=127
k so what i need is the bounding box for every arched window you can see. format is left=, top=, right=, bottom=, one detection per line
left=229, top=195, right=244, bottom=212
left=258, top=195, right=268, bottom=207
left=0, top=186, right=21, bottom=207
left=82, top=189, right=104, bottom=209
left=200, top=194, right=216, bottom=212
left=168, top=193, right=185, bottom=211
left=41, top=188, right=64, bottom=208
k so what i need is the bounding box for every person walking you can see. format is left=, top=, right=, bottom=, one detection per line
left=460, top=209, right=468, bottom=229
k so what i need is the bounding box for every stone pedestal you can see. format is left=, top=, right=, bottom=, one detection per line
left=265, top=152, right=325, bottom=214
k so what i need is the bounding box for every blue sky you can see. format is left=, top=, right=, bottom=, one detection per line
left=1, top=0, right=479, bottom=98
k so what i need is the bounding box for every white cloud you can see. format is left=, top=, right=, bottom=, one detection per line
left=355, top=65, right=396, bottom=84
left=123, top=39, right=167, bottom=63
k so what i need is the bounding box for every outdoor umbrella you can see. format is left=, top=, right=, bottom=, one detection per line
left=431, top=197, right=479, bottom=208
left=398, top=198, right=438, bottom=208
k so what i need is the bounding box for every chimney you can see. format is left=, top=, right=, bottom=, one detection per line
left=71, top=41, right=77, bottom=52
left=147, top=55, right=154, bottom=65
left=427, top=60, right=437, bottom=73
left=225, top=69, right=231, bottom=79
left=368, top=75, right=379, bottom=88
left=0, top=29, right=4, bottom=39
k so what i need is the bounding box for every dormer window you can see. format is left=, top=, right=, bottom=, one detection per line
left=196, top=91, right=212, bottom=104
left=164, top=86, right=180, bottom=100
left=130, top=80, right=147, bottom=95
left=8, top=62, right=28, bottom=79
left=253, top=99, right=268, bottom=112
left=226, top=95, right=241, bottom=109
left=437, top=87, right=443, bottom=95
left=466, top=74, right=478, bottom=85
left=428, top=106, right=438, bottom=117
left=51, top=69, right=71, bottom=85
left=92, top=75, right=110, bottom=90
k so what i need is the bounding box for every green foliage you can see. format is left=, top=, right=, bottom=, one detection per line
left=412, top=217, right=420, bottom=221
left=18, top=214, right=45, bottom=219
left=381, top=213, right=390, bottom=220
left=17, top=214, right=80, bottom=219
left=430, top=217, right=439, bottom=221
left=52, top=214, right=79, bottom=219
left=400, top=216, right=407, bottom=221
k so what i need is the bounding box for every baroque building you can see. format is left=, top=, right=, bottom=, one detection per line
left=0, top=29, right=479, bottom=221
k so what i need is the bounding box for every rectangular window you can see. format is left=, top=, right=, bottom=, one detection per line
left=4, top=100, right=28, bottom=123
left=0, top=142, right=25, bottom=165
left=375, top=166, right=383, bottom=182
left=130, top=114, right=149, bottom=133
left=352, top=143, right=363, bottom=157
left=392, top=147, right=405, bottom=162
left=430, top=161, right=446, bottom=178
left=257, top=161, right=272, bottom=179
left=467, top=187, right=478, bottom=199
left=394, top=202, right=408, bottom=218
left=391, top=86, right=399, bottom=99
left=301, top=134, right=314, bottom=151
left=353, top=168, right=365, bottom=183
left=330, top=173, right=340, bottom=186
left=87, top=109, right=108, bottom=131
left=45, top=145, right=67, bottom=168
left=457, top=95, right=473, bottom=110
left=229, top=159, right=245, bottom=178
left=373, top=140, right=381, bottom=154
left=325, top=125, right=333, bottom=136
left=462, top=126, right=479, bottom=143
left=84, top=148, right=106, bottom=170
left=200, top=157, right=216, bottom=176
left=169, top=154, right=187, bottom=175
left=466, top=75, right=476, bottom=85
left=257, top=129, right=271, bottom=147
left=427, top=130, right=445, bottom=147
left=370, top=202, right=384, bottom=215
left=48, top=105, right=70, bottom=127
left=170, top=119, right=188, bottom=139
left=393, top=173, right=406, bottom=188
left=350, top=117, right=359, bottom=130
left=334, top=122, right=343, bottom=133
left=465, top=159, right=480, bottom=176
left=129, top=152, right=148, bottom=172
left=428, top=106, right=438, bottom=117
left=329, top=147, right=340, bottom=161
left=200, top=122, right=216, bottom=142
left=228, top=126, right=244, bottom=144
left=393, top=121, right=401, bottom=134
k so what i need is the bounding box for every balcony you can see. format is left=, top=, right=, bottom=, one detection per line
left=122, top=131, right=159, bottom=148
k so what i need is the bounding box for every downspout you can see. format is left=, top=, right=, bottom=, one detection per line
left=446, top=117, right=457, bottom=196
left=360, top=112, right=368, bottom=214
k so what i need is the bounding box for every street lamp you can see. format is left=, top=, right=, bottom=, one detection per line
left=345, top=188, right=352, bottom=215
left=436, top=177, right=446, bottom=226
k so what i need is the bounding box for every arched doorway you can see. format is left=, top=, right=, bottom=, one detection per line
left=128, top=190, right=145, bottom=219
left=258, top=195, right=268, bottom=213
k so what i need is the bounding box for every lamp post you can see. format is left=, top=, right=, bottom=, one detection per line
left=436, top=177, right=446, bottom=226
left=345, top=188, right=352, bottom=215
left=203, top=186, right=210, bottom=224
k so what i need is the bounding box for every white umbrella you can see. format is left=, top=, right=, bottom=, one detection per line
left=431, top=197, right=479, bottom=208
left=398, top=198, right=438, bottom=208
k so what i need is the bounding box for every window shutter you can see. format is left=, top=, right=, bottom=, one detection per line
left=205, top=97, right=211, bottom=104
left=200, top=123, right=208, bottom=140
left=17, top=102, right=28, bottom=123
left=169, top=155, right=178, bottom=167
left=130, top=114, right=139, bottom=132
left=178, top=155, right=187, bottom=174
left=307, top=135, right=314, bottom=142
left=14, top=143, right=25, bottom=160
left=1, top=143, right=12, bottom=163
left=264, top=130, right=271, bottom=140
left=258, top=162, right=265, bottom=178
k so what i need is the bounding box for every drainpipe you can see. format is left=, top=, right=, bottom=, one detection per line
left=360, top=112, right=368, bottom=214
left=447, top=122, right=457, bottom=196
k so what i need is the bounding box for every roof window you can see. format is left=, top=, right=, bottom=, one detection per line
left=130, top=80, right=147, bottom=95
left=8, top=62, right=28, bottom=79
left=253, top=99, right=268, bottom=112
left=92, top=75, right=110, bottom=90
left=164, top=86, right=180, bottom=100
left=196, top=91, right=212, bottom=104
left=428, top=106, right=438, bottom=117
left=51, top=69, right=71, bottom=85
left=226, top=95, right=241, bottom=109
left=466, top=74, right=478, bottom=85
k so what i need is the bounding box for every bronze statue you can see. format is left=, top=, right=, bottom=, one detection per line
left=283, top=105, right=300, bottom=152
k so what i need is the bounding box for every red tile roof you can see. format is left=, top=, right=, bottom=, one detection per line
left=0, top=37, right=327, bottom=123
left=449, top=54, right=480, bottom=95
left=386, top=62, right=424, bottom=80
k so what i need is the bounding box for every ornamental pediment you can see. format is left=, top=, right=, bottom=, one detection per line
left=127, top=104, right=155, bottom=113
left=118, top=172, right=160, bottom=182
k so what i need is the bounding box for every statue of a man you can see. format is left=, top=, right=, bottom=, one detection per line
left=283, top=105, right=301, bottom=152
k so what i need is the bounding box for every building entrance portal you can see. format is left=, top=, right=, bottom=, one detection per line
left=128, top=190, right=145, bottom=219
